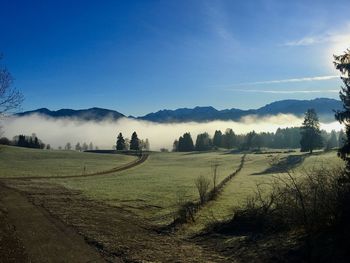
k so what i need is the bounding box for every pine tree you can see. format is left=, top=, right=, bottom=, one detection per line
left=130, top=132, right=140, bottom=151
left=334, top=50, right=350, bottom=170
left=178, top=132, right=194, bottom=152
left=116, top=132, right=126, bottom=150
left=300, top=109, right=323, bottom=153
left=213, top=130, right=223, bottom=148
left=195, top=132, right=212, bottom=151
left=222, top=128, right=236, bottom=149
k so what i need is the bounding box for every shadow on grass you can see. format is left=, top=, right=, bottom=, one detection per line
left=252, top=154, right=308, bottom=175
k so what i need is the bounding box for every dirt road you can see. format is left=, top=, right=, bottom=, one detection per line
left=0, top=184, right=105, bottom=263
left=1, top=181, right=231, bottom=262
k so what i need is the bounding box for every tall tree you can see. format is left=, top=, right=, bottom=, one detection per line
left=116, top=132, right=126, bottom=150
left=213, top=130, right=223, bottom=148
left=178, top=132, right=194, bottom=152
left=130, top=131, right=140, bottom=151
left=195, top=132, right=212, bottom=151
left=334, top=50, right=350, bottom=170
left=222, top=128, right=236, bottom=149
left=300, top=109, right=323, bottom=153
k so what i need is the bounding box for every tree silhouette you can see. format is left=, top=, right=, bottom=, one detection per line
left=116, top=132, right=126, bottom=150
left=334, top=49, right=350, bottom=170
left=195, top=132, right=212, bottom=151
left=178, top=132, right=194, bottom=152
left=130, top=132, right=140, bottom=151
left=222, top=128, right=236, bottom=149
left=213, top=130, right=222, bottom=148
left=300, top=109, right=322, bottom=153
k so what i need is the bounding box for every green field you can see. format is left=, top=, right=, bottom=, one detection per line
left=0, top=146, right=136, bottom=178
left=52, top=151, right=243, bottom=224
left=0, top=146, right=343, bottom=229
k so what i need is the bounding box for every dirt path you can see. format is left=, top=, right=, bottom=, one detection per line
left=0, top=184, right=106, bottom=263
left=1, top=154, right=149, bottom=180
left=2, top=180, right=232, bottom=262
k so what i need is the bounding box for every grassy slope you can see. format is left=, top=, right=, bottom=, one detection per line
left=0, top=146, right=136, bottom=178
left=184, top=150, right=343, bottom=233
left=53, top=152, right=243, bottom=225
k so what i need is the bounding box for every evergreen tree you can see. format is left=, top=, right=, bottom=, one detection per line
left=334, top=50, right=350, bottom=170
left=243, top=131, right=257, bottom=150
left=195, top=132, right=212, bottom=151
left=178, top=132, right=194, bottom=151
left=222, top=128, right=236, bottom=149
left=213, top=130, right=222, bottom=148
left=300, top=109, right=323, bottom=153
left=130, top=131, right=140, bottom=151
left=116, top=132, right=126, bottom=150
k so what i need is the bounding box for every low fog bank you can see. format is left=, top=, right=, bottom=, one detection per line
left=1, top=114, right=343, bottom=150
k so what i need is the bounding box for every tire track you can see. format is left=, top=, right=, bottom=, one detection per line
left=1, top=154, right=149, bottom=180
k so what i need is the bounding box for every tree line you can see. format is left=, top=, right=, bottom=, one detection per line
left=173, top=109, right=344, bottom=153
left=0, top=134, right=49, bottom=149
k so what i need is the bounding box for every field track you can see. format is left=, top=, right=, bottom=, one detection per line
left=0, top=183, right=106, bottom=262
left=0, top=153, right=149, bottom=180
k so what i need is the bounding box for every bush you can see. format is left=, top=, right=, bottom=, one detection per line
left=195, top=175, right=211, bottom=204
left=229, top=166, right=349, bottom=234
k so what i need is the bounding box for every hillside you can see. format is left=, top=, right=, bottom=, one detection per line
left=17, top=98, right=342, bottom=123
left=16, top=107, right=125, bottom=121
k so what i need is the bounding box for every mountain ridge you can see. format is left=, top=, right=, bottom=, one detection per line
left=16, top=98, right=342, bottom=123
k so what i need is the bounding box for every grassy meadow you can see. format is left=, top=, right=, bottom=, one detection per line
left=0, top=146, right=136, bottom=178
left=1, top=145, right=343, bottom=230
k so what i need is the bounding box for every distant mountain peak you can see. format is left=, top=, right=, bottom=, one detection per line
left=17, top=98, right=342, bottom=123
left=17, top=107, right=125, bottom=121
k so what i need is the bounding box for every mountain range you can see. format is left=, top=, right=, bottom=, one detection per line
left=17, top=98, right=342, bottom=123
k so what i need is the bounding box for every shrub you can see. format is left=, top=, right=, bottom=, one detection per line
left=195, top=175, right=211, bottom=204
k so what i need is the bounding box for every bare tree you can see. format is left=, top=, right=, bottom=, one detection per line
left=0, top=55, right=24, bottom=117
left=195, top=175, right=211, bottom=204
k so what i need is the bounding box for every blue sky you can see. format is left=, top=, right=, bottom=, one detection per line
left=1, top=0, right=349, bottom=116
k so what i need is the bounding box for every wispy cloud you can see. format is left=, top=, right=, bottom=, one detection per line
left=217, top=75, right=339, bottom=88
left=284, top=35, right=333, bottom=47
left=227, top=89, right=339, bottom=94
left=283, top=25, right=350, bottom=47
